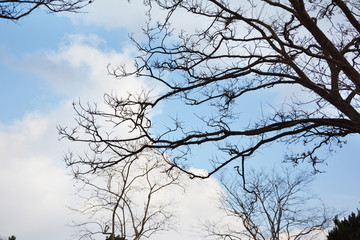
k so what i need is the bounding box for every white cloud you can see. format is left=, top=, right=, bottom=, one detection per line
left=64, top=0, right=150, bottom=31
left=17, top=34, right=141, bottom=101
left=0, top=113, right=72, bottom=240
left=146, top=170, right=228, bottom=240
left=63, top=0, right=212, bottom=41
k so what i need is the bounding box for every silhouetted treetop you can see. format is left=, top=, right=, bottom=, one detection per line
left=328, top=209, right=360, bottom=240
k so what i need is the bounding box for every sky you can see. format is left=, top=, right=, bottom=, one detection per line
left=0, top=1, right=359, bottom=240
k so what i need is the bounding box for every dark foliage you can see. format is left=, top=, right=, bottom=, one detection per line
left=105, top=235, right=126, bottom=240
left=327, top=210, right=360, bottom=240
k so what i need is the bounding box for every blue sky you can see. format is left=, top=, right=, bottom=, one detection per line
left=0, top=1, right=359, bottom=240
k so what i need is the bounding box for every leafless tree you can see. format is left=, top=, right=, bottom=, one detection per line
left=0, top=0, right=93, bottom=20
left=66, top=141, right=181, bottom=240
left=60, top=0, right=360, bottom=179
left=203, top=168, right=332, bottom=240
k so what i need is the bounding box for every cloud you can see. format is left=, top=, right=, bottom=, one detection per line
left=64, top=0, right=150, bottom=31
left=0, top=113, right=72, bottom=240
left=63, top=0, right=212, bottom=41
left=17, top=34, right=140, bottom=100
left=139, top=169, right=228, bottom=240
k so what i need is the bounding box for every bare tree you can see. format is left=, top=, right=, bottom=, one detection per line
left=0, top=0, right=93, bottom=20
left=66, top=141, right=181, bottom=240
left=203, top=168, right=332, bottom=240
left=60, top=0, right=360, bottom=178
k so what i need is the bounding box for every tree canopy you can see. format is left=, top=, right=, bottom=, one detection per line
left=59, top=0, right=360, bottom=179
left=327, top=210, right=360, bottom=240
left=105, top=235, right=125, bottom=240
